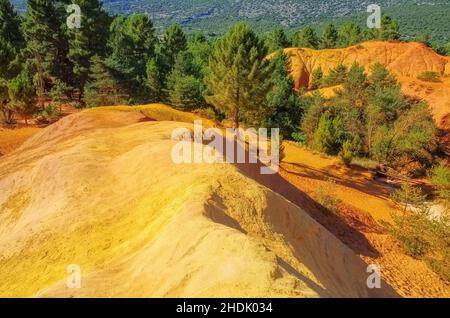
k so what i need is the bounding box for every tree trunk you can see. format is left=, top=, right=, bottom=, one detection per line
left=34, top=51, right=45, bottom=110
left=233, top=108, right=239, bottom=129
left=234, top=87, right=240, bottom=129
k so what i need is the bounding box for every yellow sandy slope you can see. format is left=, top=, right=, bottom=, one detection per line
left=0, top=105, right=396, bottom=298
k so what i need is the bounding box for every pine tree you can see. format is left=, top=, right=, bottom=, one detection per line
left=163, top=24, right=187, bottom=71
left=380, top=16, right=400, bottom=40
left=338, top=23, right=362, bottom=47
left=8, top=70, right=37, bottom=125
left=342, top=63, right=368, bottom=108
left=187, top=32, right=211, bottom=79
left=310, top=67, right=323, bottom=89
left=322, top=64, right=348, bottom=87
left=265, top=28, right=290, bottom=52
left=67, top=0, right=111, bottom=101
left=445, top=43, right=450, bottom=56
left=292, top=26, right=319, bottom=49
left=168, top=75, right=204, bottom=110
left=107, top=14, right=157, bottom=102
left=0, top=0, right=23, bottom=45
left=312, top=112, right=334, bottom=153
left=83, top=55, right=128, bottom=107
left=369, top=16, right=400, bottom=41
left=264, top=51, right=303, bottom=139
left=166, top=51, right=205, bottom=109
left=22, top=0, right=69, bottom=107
left=206, top=23, right=272, bottom=128
left=320, top=24, right=338, bottom=49
left=0, top=0, right=23, bottom=123
left=146, top=58, right=162, bottom=102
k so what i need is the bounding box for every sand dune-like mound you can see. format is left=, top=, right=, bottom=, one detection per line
left=283, top=41, right=450, bottom=126
left=0, top=105, right=396, bottom=298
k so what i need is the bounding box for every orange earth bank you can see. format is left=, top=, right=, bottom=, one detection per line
left=0, top=127, right=41, bottom=156
left=283, top=41, right=450, bottom=128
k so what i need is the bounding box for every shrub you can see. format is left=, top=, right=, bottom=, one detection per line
left=312, top=112, right=334, bottom=153
left=39, top=104, right=62, bottom=118
left=315, top=178, right=340, bottom=214
left=321, top=64, right=348, bottom=87
left=417, top=71, right=442, bottom=83
left=49, top=80, right=68, bottom=110
left=391, top=183, right=427, bottom=211
left=390, top=184, right=450, bottom=280
left=338, top=139, right=354, bottom=166
left=310, top=67, right=323, bottom=89
left=431, top=163, right=450, bottom=202
left=291, top=131, right=306, bottom=144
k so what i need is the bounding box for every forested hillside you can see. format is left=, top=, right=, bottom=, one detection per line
left=9, top=0, right=450, bottom=43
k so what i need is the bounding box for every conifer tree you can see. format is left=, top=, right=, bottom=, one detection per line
left=338, top=23, right=362, bottom=47
left=163, top=24, right=187, bottom=71
left=8, top=70, right=37, bottom=125
left=265, top=28, right=290, bottom=52
left=310, top=67, right=323, bottom=89
left=146, top=58, right=162, bottom=102
left=166, top=52, right=205, bottom=109
left=292, top=26, right=319, bottom=49
left=22, top=0, right=70, bottom=107
left=83, top=55, right=128, bottom=107
left=0, top=0, right=24, bottom=123
left=264, top=51, right=303, bottom=139
left=380, top=16, right=400, bottom=40
left=320, top=24, right=338, bottom=49
left=206, top=23, right=272, bottom=128
left=368, top=16, right=400, bottom=41
left=107, top=14, right=157, bottom=102
left=67, top=0, right=111, bottom=101
left=0, top=0, right=23, bottom=45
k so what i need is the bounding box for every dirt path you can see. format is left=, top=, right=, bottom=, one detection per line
left=279, top=143, right=450, bottom=297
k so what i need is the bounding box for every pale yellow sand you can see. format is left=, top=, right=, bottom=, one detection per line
left=0, top=106, right=396, bottom=297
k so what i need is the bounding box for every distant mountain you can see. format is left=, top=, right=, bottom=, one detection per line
left=10, top=0, right=450, bottom=42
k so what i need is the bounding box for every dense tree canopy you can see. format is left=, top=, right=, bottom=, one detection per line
left=206, top=23, right=272, bottom=128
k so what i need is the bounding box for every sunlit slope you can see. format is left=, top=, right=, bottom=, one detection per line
left=283, top=41, right=450, bottom=126
left=0, top=105, right=396, bottom=297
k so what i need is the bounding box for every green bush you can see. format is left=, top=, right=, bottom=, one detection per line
left=431, top=163, right=450, bottom=202
left=417, top=71, right=442, bottom=83
left=39, top=104, right=62, bottom=118
left=390, top=184, right=450, bottom=280
left=338, top=140, right=354, bottom=166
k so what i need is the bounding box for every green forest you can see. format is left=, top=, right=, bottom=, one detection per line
left=0, top=0, right=448, bottom=175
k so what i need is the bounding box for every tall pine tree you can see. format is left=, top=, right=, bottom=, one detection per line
left=265, top=28, right=290, bottom=52
left=107, top=14, right=157, bottom=102
left=163, top=24, right=187, bottom=70
left=83, top=55, right=128, bottom=107
left=67, top=0, right=111, bottom=102
left=22, top=0, right=70, bottom=107
left=320, top=24, right=338, bottom=49
left=264, top=51, right=303, bottom=139
left=292, top=26, right=319, bottom=49
left=206, top=23, right=272, bottom=128
left=0, top=0, right=24, bottom=123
